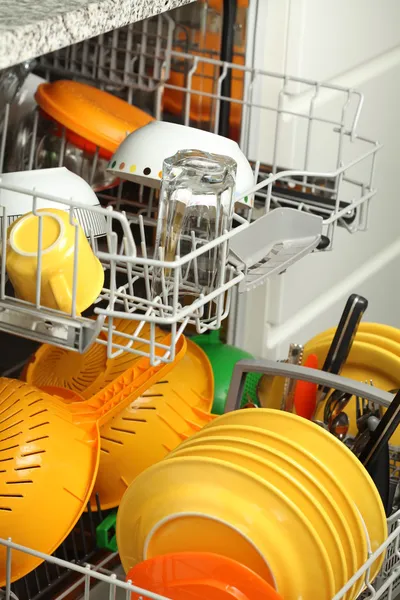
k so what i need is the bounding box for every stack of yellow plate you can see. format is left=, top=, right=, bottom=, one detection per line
left=304, top=322, right=400, bottom=445
left=116, top=408, right=387, bottom=600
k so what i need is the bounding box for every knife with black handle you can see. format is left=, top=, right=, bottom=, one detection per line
left=315, top=294, right=368, bottom=411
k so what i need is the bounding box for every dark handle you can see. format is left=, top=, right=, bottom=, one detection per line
left=218, top=0, right=237, bottom=137
left=359, top=389, right=400, bottom=467
left=320, top=294, right=368, bottom=394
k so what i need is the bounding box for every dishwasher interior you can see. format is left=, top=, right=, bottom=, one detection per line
left=0, top=1, right=390, bottom=599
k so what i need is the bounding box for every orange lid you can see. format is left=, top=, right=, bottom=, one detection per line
left=201, top=0, right=249, bottom=9
left=126, top=552, right=281, bottom=600
left=35, top=81, right=154, bottom=154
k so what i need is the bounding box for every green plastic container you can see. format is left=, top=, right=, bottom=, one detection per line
left=191, top=330, right=261, bottom=414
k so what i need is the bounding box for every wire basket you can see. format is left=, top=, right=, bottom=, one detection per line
left=34, top=13, right=381, bottom=249
left=0, top=11, right=381, bottom=360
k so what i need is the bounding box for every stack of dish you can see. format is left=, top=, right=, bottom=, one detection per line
left=304, top=322, right=400, bottom=444
left=116, top=407, right=387, bottom=600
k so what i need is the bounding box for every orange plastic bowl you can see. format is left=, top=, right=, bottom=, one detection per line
left=125, top=552, right=282, bottom=600
left=35, top=80, right=154, bottom=154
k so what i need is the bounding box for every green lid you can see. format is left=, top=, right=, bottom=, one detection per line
left=191, top=330, right=260, bottom=414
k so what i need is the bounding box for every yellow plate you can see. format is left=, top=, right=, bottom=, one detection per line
left=116, top=456, right=335, bottom=600
left=174, top=425, right=365, bottom=599
left=305, top=322, right=400, bottom=349
left=169, top=444, right=348, bottom=594
left=303, top=340, right=400, bottom=445
left=313, top=331, right=400, bottom=358
left=202, top=409, right=387, bottom=581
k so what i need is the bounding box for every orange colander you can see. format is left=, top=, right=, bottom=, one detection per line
left=0, top=335, right=186, bottom=585
left=24, top=320, right=165, bottom=399
left=90, top=339, right=216, bottom=509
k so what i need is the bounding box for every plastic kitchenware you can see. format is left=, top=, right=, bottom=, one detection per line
left=228, top=208, right=322, bottom=292
left=173, top=427, right=365, bottom=600
left=6, top=208, right=105, bottom=313
left=205, top=408, right=386, bottom=581
left=35, top=80, right=154, bottom=155
left=293, top=353, right=318, bottom=419
left=0, top=168, right=108, bottom=238
left=0, top=334, right=185, bottom=585
left=168, top=444, right=348, bottom=594
left=305, top=340, right=400, bottom=445
left=191, top=329, right=257, bottom=413
left=125, top=552, right=282, bottom=600
left=316, top=331, right=400, bottom=358
left=89, top=338, right=214, bottom=509
left=24, top=321, right=166, bottom=399
left=107, top=121, right=255, bottom=206
left=116, top=456, right=336, bottom=600
left=305, top=322, right=400, bottom=349
left=315, top=294, right=368, bottom=413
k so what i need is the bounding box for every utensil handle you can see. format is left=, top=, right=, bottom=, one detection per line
left=224, top=359, right=394, bottom=413
left=358, top=389, right=400, bottom=467
left=320, top=293, right=368, bottom=392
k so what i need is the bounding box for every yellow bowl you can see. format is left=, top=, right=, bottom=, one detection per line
left=201, top=410, right=386, bottom=581
left=169, top=444, right=348, bottom=594
left=116, top=456, right=335, bottom=600
left=171, top=432, right=361, bottom=599
left=174, top=425, right=366, bottom=598
left=302, top=340, right=400, bottom=445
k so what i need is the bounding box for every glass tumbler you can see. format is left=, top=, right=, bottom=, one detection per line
left=152, top=149, right=237, bottom=310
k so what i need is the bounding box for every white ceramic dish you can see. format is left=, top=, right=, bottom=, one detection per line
left=0, top=168, right=107, bottom=238
left=107, top=121, right=255, bottom=207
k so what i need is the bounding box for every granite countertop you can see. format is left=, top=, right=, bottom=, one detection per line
left=0, top=0, right=195, bottom=69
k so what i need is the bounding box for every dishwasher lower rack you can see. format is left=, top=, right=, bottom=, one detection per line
left=1, top=508, right=400, bottom=600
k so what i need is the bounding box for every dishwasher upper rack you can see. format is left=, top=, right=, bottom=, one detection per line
left=0, top=175, right=318, bottom=362
left=33, top=13, right=382, bottom=250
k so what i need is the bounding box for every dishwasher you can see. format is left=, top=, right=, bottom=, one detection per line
left=0, top=0, right=398, bottom=599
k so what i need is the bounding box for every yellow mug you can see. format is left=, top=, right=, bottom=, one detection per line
left=6, top=208, right=104, bottom=314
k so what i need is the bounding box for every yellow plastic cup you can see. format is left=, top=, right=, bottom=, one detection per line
left=6, top=207, right=104, bottom=313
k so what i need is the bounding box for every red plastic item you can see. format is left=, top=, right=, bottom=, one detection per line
left=293, top=353, right=319, bottom=420
left=125, top=552, right=282, bottom=600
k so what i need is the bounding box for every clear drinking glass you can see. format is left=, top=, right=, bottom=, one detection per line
left=152, top=149, right=236, bottom=308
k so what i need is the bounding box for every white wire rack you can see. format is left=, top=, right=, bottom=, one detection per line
left=0, top=11, right=381, bottom=360
left=33, top=13, right=381, bottom=247
left=0, top=501, right=399, bottom=599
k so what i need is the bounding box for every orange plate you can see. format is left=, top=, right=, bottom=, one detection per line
left=35, top=81, right=154, bottom=154
left=126, top=552, right=281, bottom=600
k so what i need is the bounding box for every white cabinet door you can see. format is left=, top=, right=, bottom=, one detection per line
left=238, top=0, right=400, bottom=359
